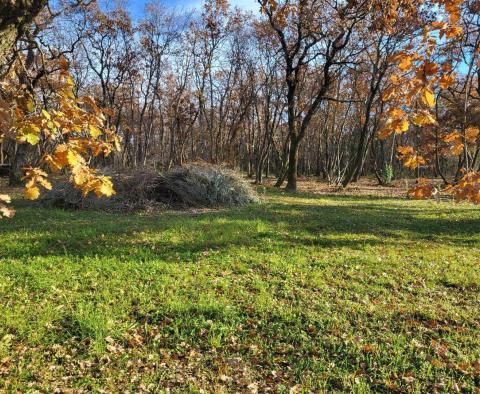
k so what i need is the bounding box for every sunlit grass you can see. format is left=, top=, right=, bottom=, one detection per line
left=0, top=188, right=479, bottom=392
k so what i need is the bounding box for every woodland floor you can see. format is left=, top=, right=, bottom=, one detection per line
left=0, top=178, right=479, bottom=393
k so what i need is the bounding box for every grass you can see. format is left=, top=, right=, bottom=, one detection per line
left=0, top=186, right=479, bottom=393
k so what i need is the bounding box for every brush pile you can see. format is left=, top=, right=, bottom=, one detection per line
left=39, top=164, right=259, bottom=211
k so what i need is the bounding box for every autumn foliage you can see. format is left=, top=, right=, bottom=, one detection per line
left=0, top=57, right=120, bottom=218
left=378, top=0, right=480, bottom=201
left=2, top=0, right=480, bottom=219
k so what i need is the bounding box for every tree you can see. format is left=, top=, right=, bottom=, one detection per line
left=259, top=0, right=370, bottom=190
left=0, top=0, right=47, bottom=64
left=1, top=1, right=120, bottom=218
left=4, top=0, right=479, bottom=217
left=341, top=29, right=407, bottom=187
left=379, top=0, right=480, bottom=202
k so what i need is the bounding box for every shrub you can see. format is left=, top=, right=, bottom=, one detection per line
left=39, top=164, right=259, bottom=211
left=381, top=164, right=394, bottom=185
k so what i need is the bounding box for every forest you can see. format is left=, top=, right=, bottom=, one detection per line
left=0, top=0, right=479, bottom=197
left=0, top=0, right=479, bottom=392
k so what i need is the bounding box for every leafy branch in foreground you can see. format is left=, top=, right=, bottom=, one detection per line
left=0, top=194, right=14, bottom=219
left=0, top=57, right=121, bottom=218
left=380, top=0, right=480, bottom=203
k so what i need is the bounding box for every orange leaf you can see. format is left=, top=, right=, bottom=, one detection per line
left=393, top=119, right=410, bottom=134
left=422, top=61, right=438, bottom=76
left=397, top=145, right=414, bottom=155
left=404, top=154, right=426, bottom=169
left=412, top=111, right=437, bottom=126
left=444, top=131, right=461, bottom=143
left=399, top=56, right=413, bottom=72
left=466, top=127, right=479, bottom=144
left=439, top=74, right=455, bottom=90
left=408, top=179, right=435, bottom=199
left=362, top=344, right=375, bottom=353
left=378, top=127, right=393, bottom=139
left=451, top=142, right=464, bottom=155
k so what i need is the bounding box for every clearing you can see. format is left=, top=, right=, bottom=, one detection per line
left=0, top=180, right=479, bottom=392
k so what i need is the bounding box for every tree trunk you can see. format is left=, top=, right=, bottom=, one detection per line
left=275, top=168, right=287, bottom=188
left=342, top=98, right=376, bottom=187
left=0, top=24, right=17, bottom=64
left=9, top=143, right=28, bottom=185
left=285, top=138, right=299, bottom=191
left=0, top=0, right=47, bottom=64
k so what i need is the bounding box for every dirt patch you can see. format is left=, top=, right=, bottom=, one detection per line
left=260, top=177, right=412, bottom=198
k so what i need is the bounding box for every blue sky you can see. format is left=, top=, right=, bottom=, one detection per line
left=125, top=0, right=260, bottom=19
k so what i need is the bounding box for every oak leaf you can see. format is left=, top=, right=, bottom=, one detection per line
left=466, top=127, right=479, bottom=143
left=411, top=111, right=437, bottom=126
left=25, top=186, right=40, bottom=200
left=420, top=87, right=435, bottom=108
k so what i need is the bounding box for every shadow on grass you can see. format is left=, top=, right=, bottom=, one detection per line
left=1, top=192, right=479, bottom=261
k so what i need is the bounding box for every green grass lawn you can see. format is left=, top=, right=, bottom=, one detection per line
left=0, top=188, right=479, bottom=393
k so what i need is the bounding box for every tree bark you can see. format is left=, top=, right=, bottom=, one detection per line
left=9, top=144, right=28, bottom=185
left=0, top=24, right=17, bottom=64
left=285, top=137, right=299, bottom=191
left=0, top=0, right=47, bottom=64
